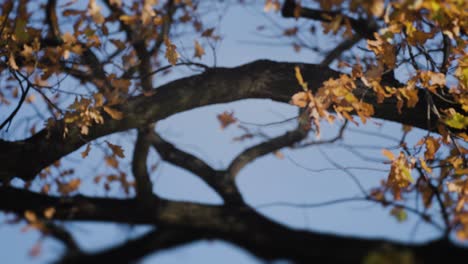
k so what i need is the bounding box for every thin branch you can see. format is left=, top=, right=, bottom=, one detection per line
left=58, top=228, right=202, bottom=264
left=281, top=0, right=378, bottom=39
left=321, top=34, right=362, bottom=66
left=0, top=71, right=31, bottom=131
left=148, top=131, right=243, bottom=204
left=227, top=113, right=310, bottom=178
left=318, top=148, right=368, bottom=196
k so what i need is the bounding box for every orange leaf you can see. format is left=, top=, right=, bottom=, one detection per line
left=217, top=111, right=237, bottom=129
left=290, top=91, right=309, bottom=108
left=382, top=149, right=395, bottom=160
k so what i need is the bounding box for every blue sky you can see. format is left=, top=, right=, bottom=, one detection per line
left=0, top=1, right=445, bottom=263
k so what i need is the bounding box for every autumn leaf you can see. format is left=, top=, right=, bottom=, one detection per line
left=423, top=136, right=440, bottom=161
left=294, top=66, right=308, bottom=91
left=106, top=141, right=125, bottom=158
left=217, top=111, right=237, bottom=129
left=290, top=91, right=310, bottom=108
left=103, top=106, right=124, bottom=120
left=444, top=110, right=468, bottom=130
left=194, top=40, right=205, bottom=58
left=164, top=38, right=179, bottom=65
left=88, top=0, right=105, bottom=24
left=382, top=149, right=395, bottom=160
left=81, top=143, right=92, bottom=158
left=201, top=28, right=215, bottom=38
left=264, top=0, right=281, bottom=12
left=58, top=179, right=81, bottom=195
left=390, top=207, right=408, bottom=222
left=105, top=156, right=119, bottom=168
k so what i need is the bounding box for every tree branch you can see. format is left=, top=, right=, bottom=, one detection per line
left=1, top=186, right=467, bottom=263
left=281, top=0, right=378, bottom=39
left=148, top=131, right=243, bottom=204
left=132, top=128, right=155, bottom=206
left=59, top=228, right=201, bottom=264
left=0, top=60, right=461, bottom=182
left=227, top=112, right=310, bottom=178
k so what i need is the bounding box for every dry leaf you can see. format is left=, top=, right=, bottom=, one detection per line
left=81, top=143, right=92, bottom=158
left=103, top=106, right=123, bottom=120
left=106, top=141, right=125, bottom=158
left=194, top=40, right=205, bottom=58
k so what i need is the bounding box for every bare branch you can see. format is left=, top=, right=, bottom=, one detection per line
left=148, top=131, right=243, bottom=204
left=228, top=113, right=310, bottom=178
left=0, top=186, right=465, bottom=264
left=59, top=228, right=201, bottom=264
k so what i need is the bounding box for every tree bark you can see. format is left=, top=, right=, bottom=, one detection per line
left=1, top=60, right=455, bottom=183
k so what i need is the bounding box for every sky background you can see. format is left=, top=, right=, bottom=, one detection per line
left=0, top=1, right=447, bottom=263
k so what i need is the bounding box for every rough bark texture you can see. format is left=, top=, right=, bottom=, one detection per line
left=0, top=60, right=451, bottom=183
left=1, top=186, right=467, bottom=264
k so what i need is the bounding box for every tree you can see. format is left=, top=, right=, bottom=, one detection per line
left=0, top=0, right=467, bottom=263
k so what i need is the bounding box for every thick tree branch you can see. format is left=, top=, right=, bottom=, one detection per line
left=0, top=186, right=467, bottom=263
left=132, top=128, right=155, bottom=205
left=0, top=60, right=461, bottom=183
left=59, top=228, right=202, bottom=264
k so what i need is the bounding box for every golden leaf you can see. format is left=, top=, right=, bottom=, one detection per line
left=24, top=211, right=37, bottom=223
left=382, top=148, right=395, bottom=160
left=164, top=38, right=179, bottom=65
left=290, top=91, right=310, bottom=108
left=44, top=207, right=56, bottom=219
left=424, top=136, right=440, bottom=161
left=294, top=66, right=308, bottom=90
left=194, top=40, right=205, bottom=58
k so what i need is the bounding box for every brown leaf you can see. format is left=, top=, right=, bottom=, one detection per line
left=103, top=106, right=123, bottom=120
left=217, top=111, right=237, bottom=129
left=164, top=38, right=179, bottom=65
left=81, top=143, right=92, bottom=158
left=194, top=40, right=205, bottom=58
left=58, top=179, right=81, bottom=195
left=106, top=141, right=125, bottom=158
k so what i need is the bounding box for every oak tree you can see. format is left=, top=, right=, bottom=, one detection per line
left=0, top=0, right=467, bottom=263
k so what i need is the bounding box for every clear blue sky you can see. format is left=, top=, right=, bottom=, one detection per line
left=0, top=2, right=444, bottom=263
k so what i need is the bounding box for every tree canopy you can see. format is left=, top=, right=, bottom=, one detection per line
left=0, top=0, right=467, bottom=263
